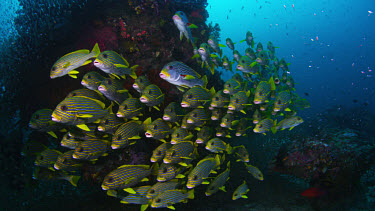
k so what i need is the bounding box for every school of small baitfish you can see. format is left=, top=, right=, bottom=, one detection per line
left=27, top=11, right=308, bottom=210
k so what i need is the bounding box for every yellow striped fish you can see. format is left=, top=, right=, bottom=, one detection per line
left=186, top=154, right=221, bottom=189
left=171, top=128, right=192, bottom=144
left=117, top=98, right=144, bottom=119
left=196, top=126, right=213, bottom=144
left=146, top=179, right=179, bottom=199
left=151, top=142, right=171, bottom=163
left=205, top=161, right=230, bottom=196
left=94, top=50, right=138, bottom=79
left=72, top=139, right=110, bottom=160
left=163, top=141, right=195, bottom=165
left=98, top=78, right=130, bottom=105
left=54, top=150, right=82, bottom=171
left=60, top=133, right=83, bottom=149
left=232, top=180, right=249, bottom=200
left=133, top=76, right=151, bottom=93
left=101, top=163, right=158, bottom=191
left=145, top=118, right=172, bottom=141
left=273, top=91, right=291, bottom=112
left=150, top=189, right=194, bottom=209
left=50, top=43, right=100, bottom=79
left=140, top=84, right=164, bottom=108
left=34, top=148, right=62, bottom=168
left=97, top=114, right=124, bottom=134
left=253, top=81, right=271, bottom=104
left=81, top=71, right=105, bottom=91
left=111, top=121, right=142, bottom=149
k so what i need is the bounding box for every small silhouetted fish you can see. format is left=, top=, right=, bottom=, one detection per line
left=304, top=93, right=309, bottom=96
left=363, top=102, right=369, bottom=106
left=227, top=15, right=229, bottom=19
left=352, top=99, right=358, bottom=103
left=241, top=6, right=244, bottom=10
left=229, top=9, right=231, bottom=13
left=259, top=6, right=262, bottom=9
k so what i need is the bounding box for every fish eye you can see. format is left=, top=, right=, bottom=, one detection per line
left=176, top=133, right=180, bottom=138
left=61, top=158, right=67, bottom=164
left=227, top=84, right=231, bottom=88
left=193, top=175, right=198, bottom=180
left=124, top=105, right=128, bottom=110
left=241, top=60, right=244, bottom=63
left=157, top=150, right=161, bottom=155
left=139, top=78, right=143, bottom=83
left=51, top=66, right=57, bottom=71
left=234, top=193, right=238, bottom=196
left=108, top=177, right=113, bottom=183
left=211, top=142, right=215, bottom=145
left=259, top=125, right=263, bottom=128
left=187, top=94, right=192, bottom=99
left=103, top=53, right=108, bottom=58
left=171, top=151, right=176, bottom=156
left=168, top=65, right=173, bottom=70
left=149, top=90, right=153, bottom=94
left=235, top=98, right=239, bottom=103
left=77, top=147, right=83, bottom=153
left=215, top=97, right=219, bottom=101
left=170, top=108, right=173, bottom=113
left=193, top=113, right=197, bottom=118
left=60, top=105, right=68, bottom=111
left=163, top=168, right=168, bottom=173
left=277, top=100, right=281, bottom=105
left=40, top=155, right=44, bottom=160
left=35, top=114, right=40, bottom=119
left=107, top=80, right=112, bottom=85
left=104, top=119, right=109, bottom=125
left=150, top=189, right=155, bottom=194
left=117, top=134, right=122, bottom=140
left=156, top=199, right=161, bottom=203
left=259, top=92, right=263, bottom=95
left=71, top=93, right=76, bottom=96
left=87, top=75, right=91, bottom=79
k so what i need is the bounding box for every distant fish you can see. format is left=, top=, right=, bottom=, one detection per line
left=352, top=99, right=358, bottom=103
left=304, top=92, right=309, bottom=96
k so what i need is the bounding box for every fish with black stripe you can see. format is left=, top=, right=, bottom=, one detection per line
left=140, top=84, right=164, bottom=110
left=186, top=154, right=221, bottom=189
left=98, top=78, right=130, bottom=105
left=101, top=163, right=158, bottom=191
left=97, top=114, right=124, bottom=134
left=146, top=179, right=179, bottom=199
left=34, top=148, right=62, bottom=168
left=205, top=138, right=232, bottom=154
left=133, top=75, right=151, bottom=93
left=223, top=79, right=242, bottom=95
left=253, top=81, right=271, bottom=104
left=171, top=127, right=193, bottom=144
left=253, top=118, right=274, bottom=135
left=112, top=119, right=150, bottom=149
left=228, top=90, right=251, bottom=114
left=163, top=102, right=185, bottom=124
left=181, top=86, right=215, bottom=108
left=50, top=43, right=100, bottom=79
left=145, top=118, right=172, bottom=142
left=210, top=90, right=229, bottom=108
left=205, top=161, right=230, bottom=196
left=220, top=113, right=239, bottom=129
left=54, top=150, right=82, bottom=171
left=94, top=50, right=138, bottom=79
left=196, top=126, right=213, bottom=144
left=60, top=133, right=83, bottom=149
left=117, top=98, right=144, bottom=120
left=150, top=189, right=194, bottom=210
left=81, top=71, right=105, bottom=91
left=163, top=141, right=196, bottom=166
left=273, top=91, right=291, bottom=112
left=157, top=163, right=187, bottom=182
left=151, top=142, right=171, bottom=163
left=72, top=139, right=110, bottom=161
left=232, top=180, right=249, bottom=200
left=186, top=108, right=209, bottom=127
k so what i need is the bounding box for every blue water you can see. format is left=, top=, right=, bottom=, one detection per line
left=207, top=0, right=375, bottom=114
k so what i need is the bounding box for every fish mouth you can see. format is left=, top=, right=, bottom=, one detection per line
left=98, top=86, right=106, bottom=91
left=223, top=62, right=228, bottom=66
left=211, top=116, right=218, bottom=120
left=253, top=100, right=261, bottom=104
left=172, top=15, right=180, bottom=20
left=145, top=131, right=153, bottom=138
left=53, top=164, right=60, bottom=170
left=51, top=114, right=60, bottom=122
left=157, top=178, right=166, bottom=182
left=101, top=185, right=109, bottom=191
left=159, top=70, right=170, bottom=79
left=97, top=126, right=104, bottom=131
left=187, top=119, right=193, bottom=124
left=235, top=133, right=241, bottom=136
left=220, top=123, right=227, bottom=127
left=116, top=112, right=124, bottom=117
left=163, top=115, right=170, bottom=121
left=205, top=192, right=211, bottom=196
left=273, top=108, right=280, bottom=112
left=29, top=123, right=37, bottom=129
left=81, top=80, right=87, bottom=86
left=256, top=58, right=262, bottom=63
left=216, top=133, right=222, bottom=137
left=140, top=96, right=148, bottom=103
left=180, top=102, right=189, bottom=107
left=223, top=89, right=229, bottom=94
left=237, top=65, right=243, bottom=70
left=170, top=139, right=177, bottom=144
left=210, top=103, right=217, bottom=107
left=260, top=107, right=266, bottom=111
left=228, top=105, right=235, bottom=110
left=186, top=184, right=194, bottom=189
left=132, top=84, right=139, bottom=89
left=111, top=144, right=120, bottom=149
left=205, top=146, right=210, bottom=150
left=198, top=48, right=205, bottom=53
left=253, top=120, right=259, bottom=124
left=163, top=159, right=170, bottom=164
left=253, top=128, right=259, bottom=133
left=72, top=153, right=78, bottom=159
left=196, top=139, right=203, bottom=144
left=93, top=59, right=101, bottom=66
left=181, top=125, right=187, bottom=129
left=150, top=157, right=157, bottom=162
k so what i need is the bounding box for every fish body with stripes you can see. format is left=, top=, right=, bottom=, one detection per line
left=232, top=180, right=249, bottom=200
left=253, top=81, right=271, bottom=104
left=50, top=43, right=100, bottom=79
left=181, top=86, right=214, bottom=108
left=94, top=50, right=138, bottom=79
left=198, top=43, right=216, bottom=75
left=117, top=98, right=144, bottom=119
left=172, top=11, right=196, bottom=44
left=237, top=56, right=258, bottom=74
left=245, top=163, right=264, bottom=181
left=60, top=133, right=83, bottom=149
left=163, top=141, right=196, bottom=165
left=210, top=108, right=223, bottom=121
left=171, top=128, right=191, bottom=144
left=245, top=48, right=256, bottom=60
left=29, top=109, right=60, bottom=138
left=228, top=90, right=251, bottom=114
left=222, top=55, right=233, bottom=72
left=186, top=154, right=221, bottom=189
left=145, top=118, right=172, bottom=141
left=101, top=163, right=158, bottom=190
left=151, top=142, right=171, bottom=163
left=51, top=96, right=110, bottom=129
left=32, top=167, right=81, bottom=187
left=205, top=161, right=230, bottom=196
left=140, top=84, right=165, bottom=108
left=133, top=76, right=151, bottom=93
left=208, top=35, right=224, bottom=57
left=34, top=148, right=62, bottom=168
left=205, top=138, right=232, bottom=154
left=150, top=189, right=194, bottom=209
left=98, top=78, right=130, bottom=105
left=223, top=79, right=242, bottom=95
left=72, top=139, right=110, bottom=160
left=54, top=150, right=82, bottom=171
left=233, top=145, right=250, bottom=162
left=273, top=91, right=291, bottom=112
left=163, top=102, right=185, bottom=123
left=276, top=116, right=303, bottom=131
left=253, top=118, right=274, bottom=134
left=81, top=71, right=105, bottom=91
left=210, top=90, right=229, bottom=108
left=97, top=114, right=124, bottom=134
left=111, top=121, right=143, bottom=149
left=66, top=88, right=105, bottom=102
left=159, top=61, right=207, bottom=90
left=146, top=179, right=179, bottom=199
left=220, top=113, right=238, bottom=129
left=196, top=126, right=213, bottom=144
left=235, top=118, right=251, bottom=137
left=186, top=108, right=209, bottom=127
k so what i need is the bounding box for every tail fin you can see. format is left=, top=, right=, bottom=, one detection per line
left=202, top=75, right=208, bottom=89
left=187, top=189, right=194, bottom=199
left=107, top=190, right=118, bottom=197
left=67, top=175, right=81, bottom=187
left=130, top=65, right=139, bottom=79
left=91, top=43, right=101, bottom=58
left=150, top=162, right=159, bottom=176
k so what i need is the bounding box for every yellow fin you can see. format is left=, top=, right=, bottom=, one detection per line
left=69, top=70, right=79, bottom=74
left=76, top=124, right=90, bottom=131
left=183, top=75, right=196, bottom=80
left=202, top=180, right=210, bottom=184
left=141, top=204, right=149, bottom=211
left=47, top=131, right=57, bottom=139
left=167, top=206, right=175, bottom=210
left=76, top=114, right=93, bottom=118
left=153, top=106, right=160, bottom=111
left=91, top=43, right=101, bottom=57
left=129, top=135, right=141, bottom=140
left=107, top=190, right=117, bottom=197
left=82, top=60, right=92, bottom=66
left=123, top=188, right=136, bottom=194
left=116, top=89, right=128, bottom=93
left=141, top=178, right=149, bottom=182
left=68, top=74, right=78, bottom=79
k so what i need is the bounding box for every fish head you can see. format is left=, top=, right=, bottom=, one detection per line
left=50, top=63, right=66, bottom=79
left=52, top=103, right=74, bottom=123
